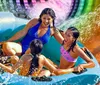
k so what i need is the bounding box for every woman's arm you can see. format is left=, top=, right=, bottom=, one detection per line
left=75, top=45, right=95, bottom=69
left=42, top=56, right=74, bottom=75
left=7, top=18, right=38, bottom=42
left=52, top=28, right=64, bottom=44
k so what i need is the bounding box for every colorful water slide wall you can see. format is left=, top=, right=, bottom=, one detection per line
left=0, top=0, right=100, bottom=18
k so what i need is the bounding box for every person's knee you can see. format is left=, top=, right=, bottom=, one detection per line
left=3, top=42, right=11, bottom=50
left=3, top=42, right=16, bottom=55
left=2, top=42, right=10, bottom=53
left=0, top=42, right=9, bottom=55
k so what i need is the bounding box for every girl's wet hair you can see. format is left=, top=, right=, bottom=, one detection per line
left=30, top=39, right=43, bottom=55
left=67, top=27, right=80, bottom=52
left=38, top=8, right=56, bottom=27
left=28, top=39, right=43, bottom=75
left=68, top=27, right=80, bottom=39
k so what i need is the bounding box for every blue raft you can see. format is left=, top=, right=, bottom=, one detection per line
left=0, top=12, right=100, bottom=85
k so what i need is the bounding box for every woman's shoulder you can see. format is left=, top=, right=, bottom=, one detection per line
left=30, top=18, right=38, bottom=22
left=28, top=18, right=39, bottom=27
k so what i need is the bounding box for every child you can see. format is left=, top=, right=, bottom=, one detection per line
left=0, top=39, right=76, bottom=77
left=59, top=27, right=95, bottom=72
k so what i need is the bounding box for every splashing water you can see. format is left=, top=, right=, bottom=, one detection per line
left=59, top=5, right=100, bottom=63
left=74, top=5, right=100, bottom=61
left=0, top=69, right=33, bottom=85
left=28, top=0, right=73, bottom=26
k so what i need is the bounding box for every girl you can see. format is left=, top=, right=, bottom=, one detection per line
left=0, top=27, right=95, bottom=76
left=0, top=8, right=63, bottom=64
left=59, top=27, right=95, bottom=72
left=0, top=39, right=75, bottom=77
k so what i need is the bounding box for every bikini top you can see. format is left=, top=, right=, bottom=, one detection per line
left=60, top=46, right=77, bottom=62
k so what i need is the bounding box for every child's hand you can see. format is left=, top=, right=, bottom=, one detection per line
left=74, top=65, right=84, bottom=72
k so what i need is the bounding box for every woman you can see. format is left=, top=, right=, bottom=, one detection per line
left=0, top=39, right=75, bottom=77
left=0, top=8, right=64, bottom=63
left=59, top=27, right=95, bottom=72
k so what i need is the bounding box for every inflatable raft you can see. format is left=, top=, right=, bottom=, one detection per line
left=0, top=12, right=100, bottom=85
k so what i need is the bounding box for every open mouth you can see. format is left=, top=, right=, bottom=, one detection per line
left=42, top=23, right=49, bottom=27
left=44, top=23, right=49, bottom=26
left=64, top=40, right=67, bottom=44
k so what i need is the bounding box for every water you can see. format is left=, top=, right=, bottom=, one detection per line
left=58, top=5, right=100, bottom=44
left=0, top=73, right=100, bottom=85
left=64, top=75, right=99, bottom=85
left=0, top=0, right=74, bottom=26
left=0, top=1, right=100, bottom=85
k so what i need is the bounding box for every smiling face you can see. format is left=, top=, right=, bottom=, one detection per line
left=41, top=14, right=53, bottom=27
left=64, top=29, right=75, bottom=45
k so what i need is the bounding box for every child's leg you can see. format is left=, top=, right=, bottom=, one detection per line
left=0, top=42, right=21, bottom=65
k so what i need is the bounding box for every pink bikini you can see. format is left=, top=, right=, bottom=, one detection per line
left=60, top=46, right=77, bottom=62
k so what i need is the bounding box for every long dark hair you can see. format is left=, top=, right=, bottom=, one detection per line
left=67, top=27, right=80, bottom=52
left=38, top=8, right=56, bottom=28
left=28, top=39, right=43, bottom=75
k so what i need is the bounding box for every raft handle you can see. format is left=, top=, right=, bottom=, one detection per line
left=73, top=68, right=87, bottom=75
